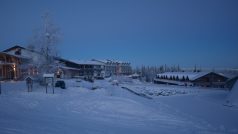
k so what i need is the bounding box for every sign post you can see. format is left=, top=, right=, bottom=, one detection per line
left=43, top=74, right=55, bottom=94
left=25, top=76, right=33, bottom=92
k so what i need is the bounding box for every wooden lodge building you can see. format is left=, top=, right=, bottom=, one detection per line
left=0, top=45, right=132, bottom=80
left=55, top=58, right=105, bottom=79
left=0, top=52, right=23, bottom=80
left=0, top=45, right=81, bottom=80
left=154, top=72, right=229, bottom=88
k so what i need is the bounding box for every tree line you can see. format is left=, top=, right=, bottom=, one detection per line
left=133, top=65, right=182, bottom=82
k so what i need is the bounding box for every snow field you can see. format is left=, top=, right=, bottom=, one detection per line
left=0, top=79, right=237, bottom=134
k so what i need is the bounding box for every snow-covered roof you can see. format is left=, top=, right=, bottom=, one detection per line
left=188, top=72, right=211, bottom=81
left=91, top=59, right=108, bottom=64
left=43, top=73, right=55, bottom=78
left=107, top=59, right=123, bottom=63
left=0, top=52, right=30, bottom=60
left=157, top=72, right=227, bottom=81
left=3, top=45, right=26, bottom=52
left=92, top=59, right=130, bottom=64
left=70, top=60, right=104, bottom=66
left=107, top=59, right=130, bottom=64
left=2, top=45, right=42, bottom=55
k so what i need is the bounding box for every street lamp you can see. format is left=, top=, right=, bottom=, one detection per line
left=13, top=64, right=16, bottom=80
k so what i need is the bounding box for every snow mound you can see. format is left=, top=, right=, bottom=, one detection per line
left=123, top=84, right=200, bottom=98
left=110, top=76, right=133, bottom=84
left=226, top=80, right=238, bottom=106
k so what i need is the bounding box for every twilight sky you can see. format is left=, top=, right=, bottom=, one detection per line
left=0, top=0, right=238, bottom=68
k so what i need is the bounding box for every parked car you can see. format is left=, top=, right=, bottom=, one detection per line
left=94, top=76, right=104, bottom=80
left=55, top=80, right=66, bottom=89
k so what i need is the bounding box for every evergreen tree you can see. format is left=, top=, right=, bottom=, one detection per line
left=173, top=76, right=176, bottom=80
left=182, top=76, right=185, bottom=81
left=170, top=76, right=172, bottom=80
left=186, top=76, right=190, bottom=81
left=194, top=65, right=197, bottom=72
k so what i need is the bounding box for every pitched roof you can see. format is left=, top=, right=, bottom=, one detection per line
left=2, top=45, right=42, bottom=55
left=3, top=45, right=25, bottom=52
left=157, top=72, right=228, bottom=81
left=0, top=52, right=29, bottom=60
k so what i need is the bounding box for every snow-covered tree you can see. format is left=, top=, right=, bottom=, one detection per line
left=28, top=12, right=61, bottom=75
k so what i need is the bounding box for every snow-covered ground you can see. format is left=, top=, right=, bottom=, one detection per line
left=0, top=78, right=237, bottom=134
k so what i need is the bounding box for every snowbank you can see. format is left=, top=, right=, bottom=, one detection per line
left=226, top=80, right=238, bottom=106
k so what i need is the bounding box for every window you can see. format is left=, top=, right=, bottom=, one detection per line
left=15, top=49, right=21, bottom=55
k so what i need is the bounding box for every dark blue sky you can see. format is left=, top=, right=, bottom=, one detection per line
left=0, top=0, right=238, bottom=68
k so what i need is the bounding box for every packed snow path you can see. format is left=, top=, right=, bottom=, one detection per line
left=0, top=80, right=237, bottom=134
